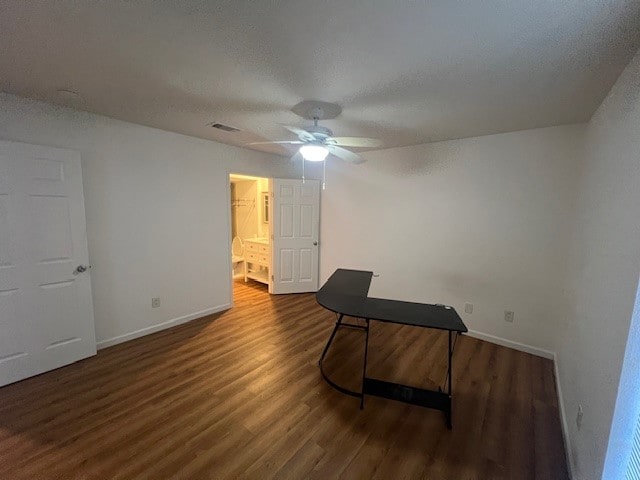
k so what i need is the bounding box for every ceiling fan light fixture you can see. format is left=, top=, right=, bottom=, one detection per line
left=299, top=144, right=329, bottom=162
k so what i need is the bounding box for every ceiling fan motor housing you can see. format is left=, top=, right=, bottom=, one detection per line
left=304, top=124, right=333, bottom=139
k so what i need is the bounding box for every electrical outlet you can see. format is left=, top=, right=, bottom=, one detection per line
left=152, top=297, right=160, bottom=308
left=504, top=310, right=514, bottom=323
left=464, top=303, right=473, bottom=314
left=576, top=404, right=583, bottom=430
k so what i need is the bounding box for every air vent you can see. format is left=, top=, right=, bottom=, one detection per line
left=208, top=123, right=241, bottom=132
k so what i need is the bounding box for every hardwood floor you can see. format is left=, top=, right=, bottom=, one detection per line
left=0, top=280, right=568, bottom=479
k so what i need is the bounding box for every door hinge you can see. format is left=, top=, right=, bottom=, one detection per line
left=271, top=275, right=274, bottom=281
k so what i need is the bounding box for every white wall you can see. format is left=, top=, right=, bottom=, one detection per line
left=0, top=93, right=299, bottom=346
left=320, top=124, right=584, bottom=354
left=257, top=177, right=270, bottom=238
left=556, top=50, right=640, bottom=480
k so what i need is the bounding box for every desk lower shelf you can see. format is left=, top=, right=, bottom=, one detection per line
left=363, top=377, right=451, bottom=419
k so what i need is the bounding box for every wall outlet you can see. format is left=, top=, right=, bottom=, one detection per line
left=152, top=297, right=161, bottom=308
left=504, top=310, right=514, bottom=323
left=464, top=302, right=473, bottom=314
left=576, top=404, right=583, bottom=430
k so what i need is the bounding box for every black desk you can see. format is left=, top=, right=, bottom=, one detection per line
left=316, top=268, right=468, bottom=428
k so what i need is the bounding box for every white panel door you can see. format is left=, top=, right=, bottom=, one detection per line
left=0, top=141, right=96, bottom=387
left=271, top=178, right=320, bottom=294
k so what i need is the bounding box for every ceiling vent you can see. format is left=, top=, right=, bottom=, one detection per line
left=208, top=123, right=241, bottom=132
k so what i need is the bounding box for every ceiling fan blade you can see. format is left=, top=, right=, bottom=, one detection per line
left=327, top=146, right=366, bottom=164
left=248, top=140, right=304, bottom=145
left=327, top=136, right=383, bottom=148
left=281, top=125, right=316, bottom=142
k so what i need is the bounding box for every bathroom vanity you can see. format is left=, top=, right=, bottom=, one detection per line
left=243, top=237, right=271, bottom=285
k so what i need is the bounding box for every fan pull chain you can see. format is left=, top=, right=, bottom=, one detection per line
left=322, top=159, right=326, bottom=190
left=302, top=156, right=305, bottom=184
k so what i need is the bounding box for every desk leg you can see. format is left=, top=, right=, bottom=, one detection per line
left=360, top=319, right=370, bottom=409
left=319, top=314, right=344, bottom=366
left=319, top=315, right=370, bottom=399
left=446, top=330, right=453, bottom=429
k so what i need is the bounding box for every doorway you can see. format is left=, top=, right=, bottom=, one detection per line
left=229, top=174, right=272, bottom=300
left=228, top=174, right=322, bottom=302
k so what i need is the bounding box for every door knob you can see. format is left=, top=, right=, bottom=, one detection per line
left=74, top=265, right=91, bottom=275
left=313, top=241, right=318, bottom=246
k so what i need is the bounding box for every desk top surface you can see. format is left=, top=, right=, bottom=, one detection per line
left=316, top=268, right=468, bottom=333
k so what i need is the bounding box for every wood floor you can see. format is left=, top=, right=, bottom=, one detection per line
left=0, top=280, right=568, bottom=480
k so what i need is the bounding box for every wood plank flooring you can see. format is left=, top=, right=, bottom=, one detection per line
left=0, top=280, right=569, bottom=479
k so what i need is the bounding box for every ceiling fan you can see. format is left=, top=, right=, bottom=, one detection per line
left=249, top=101, right=382, bottom=188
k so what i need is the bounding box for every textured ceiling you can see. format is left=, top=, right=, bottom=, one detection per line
left=1, top=1, right=639, bottom=156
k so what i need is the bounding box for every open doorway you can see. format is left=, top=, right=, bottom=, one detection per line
left=229, top=174, right=272, bottom=301
left=229, top=175, right=322, bottom=302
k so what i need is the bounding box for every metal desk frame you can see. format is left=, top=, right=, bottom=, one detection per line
left=317, top=269, right=466, bottom=429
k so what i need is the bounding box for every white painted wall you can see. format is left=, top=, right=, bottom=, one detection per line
left=556, top=50, right=640, bottom=480
left=320, top=124, right=585, bottom=354
left=0, top=93, right=299, bottom=347
left=257, top=177, right=270, bottom=238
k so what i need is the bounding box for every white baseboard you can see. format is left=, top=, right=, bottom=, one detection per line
left=96, top=304, right=231, bottom=350
left=554, top=353, right=575, bottom=480
left=465, top=329, right=554, bottom=359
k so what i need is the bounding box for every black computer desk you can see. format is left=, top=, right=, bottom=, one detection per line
left=316, top=268, right=468, bottom=428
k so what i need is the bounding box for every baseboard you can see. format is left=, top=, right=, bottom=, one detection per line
left=465, top=329, right=554, bottom=359
left=554, top=352, right=576, bottom=480
left=96, top=304, right=231, bottom=349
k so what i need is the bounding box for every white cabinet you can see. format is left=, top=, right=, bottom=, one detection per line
left=243, top=238, right=271, bottom=285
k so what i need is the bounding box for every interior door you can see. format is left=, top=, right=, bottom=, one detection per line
left=271, top=178, right=320, bottom=294
left=0, top=141, right=96, bottom=387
